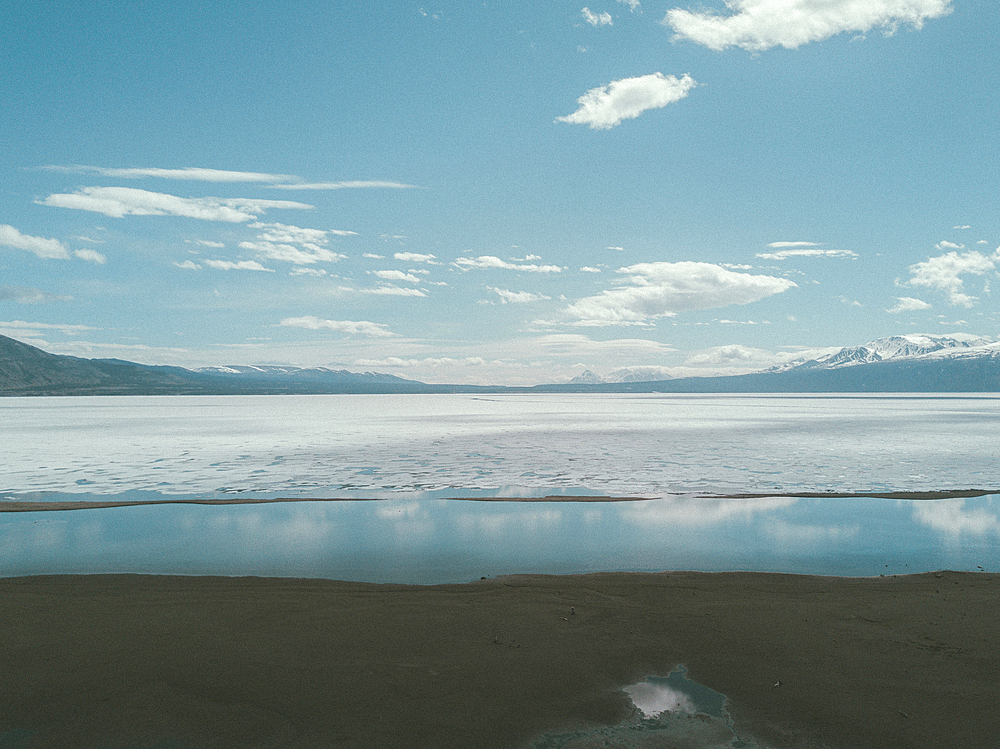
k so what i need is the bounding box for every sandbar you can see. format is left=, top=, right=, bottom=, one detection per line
left=2, top=570, right=997, bottom=748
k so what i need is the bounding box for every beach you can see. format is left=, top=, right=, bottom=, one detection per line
left=2, top=570, right=997, bottom=748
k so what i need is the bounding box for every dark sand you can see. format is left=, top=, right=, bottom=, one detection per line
left=2, top=570, right=998, bottom=748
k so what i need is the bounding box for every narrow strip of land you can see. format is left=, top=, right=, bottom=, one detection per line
left=2, top=488, right=996, bottom=512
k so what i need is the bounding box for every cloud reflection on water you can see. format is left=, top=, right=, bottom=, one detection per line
left=912, top=499, right=1000, bottom=538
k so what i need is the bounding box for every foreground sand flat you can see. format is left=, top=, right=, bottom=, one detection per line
left=2, top=571, right=997, bottom=748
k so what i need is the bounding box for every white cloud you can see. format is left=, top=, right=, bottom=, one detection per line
left=580, top=266, right=602, bottom=273
left=359, top=285, right=427, bottom=297
left=189, top=239, right=225, bottom=248
left=565, top=261, right=796, bottom=325
left=174, top=260, right=202, bottom=270
left=0, top=224, right=71, bottom=259
left=663, top=0, right=952, bottom=51
left=0, top=320, right=98, bottom=335
left=488, top=287, right=552, bottom=304
left=74, top=248, right=107, bottom=265
left=42, top=165, right=298, bottom=183
left=236, top=222, right=350, bottom=265
left=904, top=247, right=1000, bottom=307
left=394, top=252, right=440, bottom=264
left=756, top=249, right=857, bottom=260
left=618, top=0, right=641, bottom=11
left=38, top=187, right=312, bottom=222
left=767, top=241, right=820, bottom=248
left=290, top=267, right=328, bottom=277
left=0, top=286, right=71, bottom=304
left=684, top=344, right=770, bottom=367
left=557, top=72, right=696, bottom=130
left=279, top=316, right=396, bottom=338
left=354, top=356, right=489, bottom=368
left=372, top=270, right=422, bottom=283
left=454, top=255, right=563, bottom=273
left=203, top=259, right=274, bottom=271
left=239, top=240, right=346, bottom=265
left=887, top=296, right=932, bottom=313
left=364, top=253, right=385, bottom=259
left=581, top=7, right=613, bottom=26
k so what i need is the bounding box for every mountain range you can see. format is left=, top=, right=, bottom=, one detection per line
left=2, top=333, right=999, bottom=395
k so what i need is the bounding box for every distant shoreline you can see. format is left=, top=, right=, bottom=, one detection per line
left=2, top=488, right=996, bottom=512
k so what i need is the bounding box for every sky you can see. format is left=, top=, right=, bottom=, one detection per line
left=2, top=0, right=998, bottom=384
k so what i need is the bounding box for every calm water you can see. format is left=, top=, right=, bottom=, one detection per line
left=2, top=394, right=999, bottom=581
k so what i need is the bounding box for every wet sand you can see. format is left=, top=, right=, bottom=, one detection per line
left=2, top=570, right=997, bottom=748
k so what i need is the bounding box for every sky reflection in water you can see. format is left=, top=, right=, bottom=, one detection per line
left=2, top=494, right=997, bottom=583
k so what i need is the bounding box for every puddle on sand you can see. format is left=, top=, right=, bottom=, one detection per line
left=528, top=666, right=767, bottom=749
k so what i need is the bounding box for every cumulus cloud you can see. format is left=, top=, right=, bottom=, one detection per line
left=203, top=259, right=273, bottom=271
left=663, top=0, right=952, bottom=51
left=756, top=249, right=857, bottom=260
left=279, top=316, right=396, bottom=337
left=38, top=187, right=313, bottom=222
left=565, top=261, right=796, bottom=325
left=580, top=266, right=602, bottom=273
left=488, top=287, right=552, bottom=304
left=904, top=246, right=1000, bottom=307
left=557, top=72, right=696, bottom=130
left=684, top=344, right=771, bottom=367
left=74, top=248, right=107, bottom=265
left=236, top=222, right=351, bottom=265
left=372, top=270, right=422, bottom=283
left=887, top=296, right=932, bottom=313
left=394, top=252, right=439, bottom=264
left=454, top=255, right=563, bottom=273
left=0, top=224, right=71, bottom=259
left=581, top=7, right=613, bottom=26
left=0, top=286, right=71, bottom=304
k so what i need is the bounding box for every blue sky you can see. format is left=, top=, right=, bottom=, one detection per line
left=2, top=0, right=998, bottom=384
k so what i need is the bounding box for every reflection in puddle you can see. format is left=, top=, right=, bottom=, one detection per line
left=624, top=666, right=726, bottom=719
left=529, top=666, right=765, bottom=749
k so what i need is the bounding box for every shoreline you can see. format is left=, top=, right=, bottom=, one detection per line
left=2, top=570, right=997, bottom=748
left=2, top=488, right=997, bottom=512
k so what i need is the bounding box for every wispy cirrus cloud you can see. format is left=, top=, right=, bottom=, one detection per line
left=557, top=72, right=696, bottom=130
left=41, top=165, right=418, bottom=190
left=581, top=7, right=613, bottom=26
left=42, top=165, right=299, bottom=183
left=0, top=286, right=71, bottom=304
left=756, top=249, right=857, bottom=260
left=74, top=248, right=107, bottom=265
left=663, top=0, right=952, bottom=52
left=203, top=259, right=274, bottom=272
left=565, top=261, right=796, bottom=326
left=0, top=224, right=71, bottom=259
left=454, top=255, right=563, bottom=273
left=39, top=187, right=312, bottom=222
left=279, top=316, right=397, bottom=338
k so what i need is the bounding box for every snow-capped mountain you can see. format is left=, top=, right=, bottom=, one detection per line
left=569, top=366, right=675, bottom=385
left=775, top=334, right=1000, bottom=373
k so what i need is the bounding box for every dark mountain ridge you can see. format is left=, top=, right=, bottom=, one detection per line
left=3, top=333, right=1000, bottom=395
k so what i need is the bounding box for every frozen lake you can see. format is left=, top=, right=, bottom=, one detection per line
left=2, top=394, right=999, bottom=581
